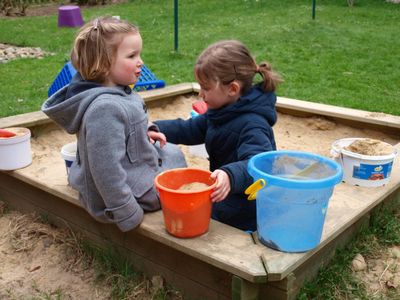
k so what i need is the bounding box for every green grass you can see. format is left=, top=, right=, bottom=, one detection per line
left=78, top=240, right=180, bottom=299
left=0, top=0, right=399, bottom=117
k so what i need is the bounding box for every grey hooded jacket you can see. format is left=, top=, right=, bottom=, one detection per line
left=42, top=74, right=186, bottom=231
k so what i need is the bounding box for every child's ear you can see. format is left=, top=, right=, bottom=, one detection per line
left=228, top=81, right=241, bottom=96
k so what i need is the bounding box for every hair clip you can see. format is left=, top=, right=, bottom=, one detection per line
left=93, top=18, right=99, bottom=30
left=233, top=64, right=238, bottom=76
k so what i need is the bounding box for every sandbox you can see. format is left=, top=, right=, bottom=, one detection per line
left=0, top=83, right=399, bottom=299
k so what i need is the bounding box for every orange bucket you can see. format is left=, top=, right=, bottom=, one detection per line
left=154, top=168, right=216, bottom=238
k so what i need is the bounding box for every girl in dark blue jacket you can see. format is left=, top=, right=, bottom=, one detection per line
left=154, top=40, right=282, bottom=231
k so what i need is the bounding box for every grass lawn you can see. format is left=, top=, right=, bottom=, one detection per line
left=0, top=0, right=399, bottom=118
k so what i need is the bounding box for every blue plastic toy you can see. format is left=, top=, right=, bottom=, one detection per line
left=248, top=150, right=343, bottom=252
left=48, top=61, right=165, bottom=97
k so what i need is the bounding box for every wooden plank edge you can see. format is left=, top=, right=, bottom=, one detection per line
left=277, top=97, right=400, bottom=132
left=231, top=275, right=260, bottom=300
left=139, top=83, right=196, bottom=103
left=137, top=217, right=267, bottom=283
left=5, top=171, right=81, bottom=207
left=0, top=111, right=49, bottom=128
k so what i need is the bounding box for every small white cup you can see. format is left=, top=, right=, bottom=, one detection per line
left=61, top=142, right=77, bottom=175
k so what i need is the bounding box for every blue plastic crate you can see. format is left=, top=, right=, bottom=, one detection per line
left=48, top=62, right=165, bottom=97
left=48, top=62, right=76, bottom=97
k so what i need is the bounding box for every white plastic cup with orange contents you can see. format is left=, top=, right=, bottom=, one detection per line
left=0, top=127, right=32, bottom=170
left=60, top=142, right=77, bottom=175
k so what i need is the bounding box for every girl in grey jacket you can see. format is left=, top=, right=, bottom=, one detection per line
left=42, top=17, right=186, bottom=232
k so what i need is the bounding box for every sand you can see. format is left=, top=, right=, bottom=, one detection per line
left=345, top=138, right=394, bottom=156
left=178, top=182, right=210, bottom=191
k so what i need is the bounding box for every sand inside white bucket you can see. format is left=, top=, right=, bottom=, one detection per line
left=344, top=138, right=394, bottom=156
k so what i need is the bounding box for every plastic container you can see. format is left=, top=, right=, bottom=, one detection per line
left=154, top=168, right=216, bottom=238
left=188, top=144, right=208, bottom=158
left=0, top=127, right=32, bottom=170
left=187, top=112, right=208, bottom=159
left=61, top=142, right=77, bottom=175
left=331, top=138, right=396, bottom=187
left=58, top=6, right=84, bottom=27
left=48, top=62, right=164, bottom=97
left=248, top=151, right=343, bottom=252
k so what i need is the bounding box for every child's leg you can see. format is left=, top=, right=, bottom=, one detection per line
left=212, top=200, right=257, bottom=232
left=154, top=142, right=187, bottom=171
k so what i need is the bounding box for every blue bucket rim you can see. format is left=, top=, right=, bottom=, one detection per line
left=248, top=150, right=343, bottom=189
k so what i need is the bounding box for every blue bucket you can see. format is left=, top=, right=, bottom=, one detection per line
left=248, top=151, right=343, bottom=252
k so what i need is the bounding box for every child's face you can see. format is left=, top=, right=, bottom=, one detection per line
left=106, top=32, right=143, bottom=87
left=197, top=81, right=238, bottom=110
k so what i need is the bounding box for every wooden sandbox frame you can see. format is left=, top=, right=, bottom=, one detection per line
left=0, top=83, right=400, bottom=299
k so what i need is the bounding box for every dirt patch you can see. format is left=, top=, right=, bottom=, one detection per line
left=352, top=247, right=400, bottom=297
left=23, top=3, right=60, bottom=17
left=0, top=1, right=128, bottom=18
left=0, top=209, right=182, bottom=299
left=0, top=211, right=111, bottom=299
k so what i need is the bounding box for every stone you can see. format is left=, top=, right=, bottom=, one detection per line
left=352, top=253, right=367, bottom=271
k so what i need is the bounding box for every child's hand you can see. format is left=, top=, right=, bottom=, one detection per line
left=148, top=131, right=166, bottom=148
left=210, top=169, right=231, bottom=203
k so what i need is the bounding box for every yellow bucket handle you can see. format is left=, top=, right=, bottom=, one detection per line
left=245, top=179, right=266, bottom=201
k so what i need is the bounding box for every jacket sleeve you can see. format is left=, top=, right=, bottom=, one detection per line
left=84, top=99, right=144, bottom=231
left=220, top=124, right=275, bottom=194
left=154, top=115, right=207, bottom=145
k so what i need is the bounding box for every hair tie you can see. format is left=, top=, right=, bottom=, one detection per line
left=93, top=18, right=99, bottom=30
left=259, top=62, right=270, bottom=71
left=256, top=66, right=260, bottom=73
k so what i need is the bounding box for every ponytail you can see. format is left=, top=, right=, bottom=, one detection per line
left=256, top=62, right=283, bottom=92
left=195, top=40, right=283, bottom=94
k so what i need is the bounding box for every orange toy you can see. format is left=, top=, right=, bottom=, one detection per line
left=154, top=168, right=216, bottom=238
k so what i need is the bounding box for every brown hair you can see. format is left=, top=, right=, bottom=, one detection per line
left=194, top=40, right=282, bottom=93
left=71, top=16, right=139, bottom=83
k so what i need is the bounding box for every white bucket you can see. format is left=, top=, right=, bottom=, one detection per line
left=187, top=113, right=208, bottom=159
left=61, top=142, right=77, bottom=175
left=0, top=127, right=32, bottom=170
left=331, top=138, right=397, bottom=187
left=188, top=144, right=208, bottom=159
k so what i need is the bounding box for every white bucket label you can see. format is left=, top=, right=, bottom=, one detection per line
left=352, top=162, right=393, bottom=181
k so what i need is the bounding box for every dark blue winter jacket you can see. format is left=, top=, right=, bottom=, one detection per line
left=154, top=84, right=277, bottom=231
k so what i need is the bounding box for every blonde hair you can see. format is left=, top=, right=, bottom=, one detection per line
left=195, top=40, right=282, bottom=93
left=71, top=16, right=139, bottom=83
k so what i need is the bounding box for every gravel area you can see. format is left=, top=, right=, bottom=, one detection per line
left=0, top=43, right=52, bottom=63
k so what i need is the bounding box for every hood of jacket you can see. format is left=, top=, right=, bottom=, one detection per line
left=41, top=73, right=132, bottom=134
left=206, top=84, right=277, bottom=126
